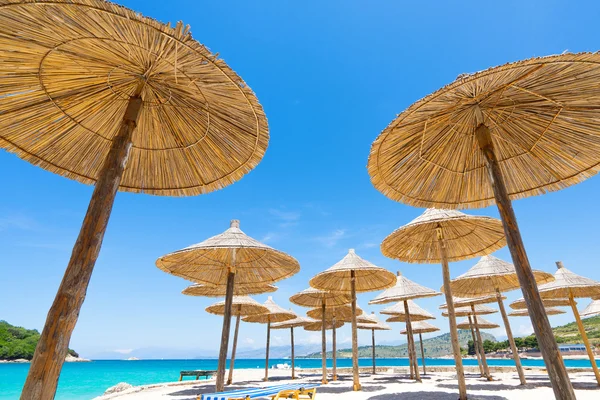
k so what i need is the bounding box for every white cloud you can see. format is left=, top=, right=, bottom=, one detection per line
left=244, top=338, right=255, bottom=345
left=269, top=209, right=301, bottom=222
left=314, top=229, right=347, bottom=247
left=113, top=349, right=133, bottom=354
left=0, top=213, right=38, bottom=231
left=516, top=324, right=534, bottom=336
left=260, top=232, right=279, bottom=244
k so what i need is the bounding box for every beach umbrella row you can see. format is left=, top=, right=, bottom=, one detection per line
left=357, top=313, right=391, bottom=374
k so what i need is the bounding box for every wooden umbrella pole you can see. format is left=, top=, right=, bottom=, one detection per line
left=476, top=122, right=575, bottom=400
left=351, top=270, right=361, bottom=391
left=419, top=333, right=426, bottom=375
left=291, top=327, right=296, bottom=380
left=371, top=328, right=376, bottom=374
left=226, top=308, right=242, bottom=385
left=468, top=315, right=484, bottom=377
left=496, top=288, right=526, bottom=385
left=471, top=305, right=492, bottom=381
left=216, top=268, right=235, bottom=392
left=321, top=300, right=328, bottom=384
left=332, top=319, right=338, bottom=380
left=437, top=228, right=467, bottom=400
left=568, top=289, right=600, bottom=385
left=409, top=347, right=415, bottom=380
left=21, top=95, right=142, bottom=400
left=404, top=300, right=421, bottom=382
left=264, top=319, right=271, bottom=381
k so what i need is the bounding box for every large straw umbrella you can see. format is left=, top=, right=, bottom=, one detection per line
left=380, top=208, right=505, bottom=399
left=509, top=308, right=566, bottom=317
left=157, top=221, right=299, bottom=391
left=290, top=288, right=351, bottom=384
left=401, top=321, right=440, bottom=375
left=0, top=1, right=269, bottom=396
left=310, top=249, right=396, bottom=391
left=510, top=297, right=571, bottom=310
left=271, top=316, right=312, bottom=380
left=205, top=297, right=269, bottom=385
left=367, top=54, right=600, bottom=400
left=357, top=313, right=391, bottom=374
left=581, top=300, right=600, bottom=319
left=370, top=271, right=441, bottom=381
left=449, top=255, right=555, bottom=385
left=182, top=284, right=278, bottom=297
left=538, top=261, right=600, bottom=385
left=243, top=297, right=296, bottom=381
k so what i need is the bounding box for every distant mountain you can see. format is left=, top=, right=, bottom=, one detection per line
left=234, top=344, right=322, bottom=359
left=299, top=330, right=496, bottom=358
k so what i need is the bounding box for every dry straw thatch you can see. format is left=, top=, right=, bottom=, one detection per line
left=271, top=317, right=313, bottom=329
left=382, top=300, right=435, bottom=322
left=381, top=209, right=506, bottom=263
left=306, top=305, right=362, bottom=320
left=369, top=271, right=440, bottom=304
left=442, top=304, right=497, bottom=317
left=401, top=321, right=440, bottom=335
left=156, top=220, right=300, bottom=286
left=0, top=0, right=269, bottom=197
left=509, top=308, right=566, bottom=317
left=243, top=297, right=296, bottom=324
left=439, top=295, right=506, bottom=308
left=367, top=53, right=600, bottom=209
left=510, top=297, right=571, bottom=310
left=304, top=319, right=344, bottom=331
left=538, top=263, right=600, bottom=299
left=205, top=296, right=268, bottom=316
left=457, top=317, right=499, bottom=330
left=450, top=255, right=554, bottom=297
left=581, top=300, right=600, bottom=318
left=182, top=283, right=277, bottom=297
left=289, top=287, right=351, bottom=308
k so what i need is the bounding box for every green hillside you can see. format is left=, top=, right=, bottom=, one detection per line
left=300, top=330, right=496, bottom=358
left=552, top=315, right=600, bottom=346
left=0, top=320, right=78, bottom=361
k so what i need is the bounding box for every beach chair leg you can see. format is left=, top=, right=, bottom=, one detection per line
left=179, top=374, right=183, bottom=381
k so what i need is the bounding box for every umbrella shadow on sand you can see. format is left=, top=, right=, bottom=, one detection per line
left=316, top=385, right=387, bottom=394
left=438, top=380, right=600, bottom=391
left=367, top=392, right=508, bottom=400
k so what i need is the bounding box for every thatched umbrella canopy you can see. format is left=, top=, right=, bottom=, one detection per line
left=367, top=54, right=600, bottom=400
left=271, top=316, right=312, bottom=380
left=310, top=249, right=396, bottom=391
left=441, top=304, right=498, bottom=317
left=439, top=294, right=506, bottom=308
left=1, top=1, right=269, bottom=395
left=205, top=296, right=268, bottom=385
left=290, top=287, right=351, bottom=384
left=304, top=319, right=345, bottom=331
left=306, top=304, right=363, bottom=320
left=581, top=300, right=600, bottom=319
left=383, top=300, right=435, bottom=321
left=157, top=220, right=299, bottom=390
left=242, top=297, right=295, bottom=382
left=357, top=313, right=391, bottom=374
left=509, top=308, right=566, bottom=317
left=182, top=283, right=277, bottom=297
left=457, top=317, right=499, bottom=330
left=510, top=297, right=571, bottom=310
left=369, top=270, right=440, bottom=382
left=401, top=321, right=440, bottom=376
left=537, top=261, right=600, bottom=385
left=381, top=209, right=504, bottom=398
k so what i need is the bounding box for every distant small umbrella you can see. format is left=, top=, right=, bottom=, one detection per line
left=509, top=308, right=566, bottom=317
left=401, top=321, right=440, bottom=375
left=580, top=300, right=600, bottom=319
left=357, top=313, right=391, bottom=374
left=441, top=305, right=498, bottom=317
left=510, top=297, right=571, bottom=310
left=383, top=300, right=435, bottom=322
left=457, top=317, right=499, bottom=330
left=271, top=316, right=312, bottom=379
left=439, top=295, right=506, bottom=308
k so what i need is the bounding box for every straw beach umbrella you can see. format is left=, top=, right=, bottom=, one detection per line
left=509, top=308, right=566, bottom=317
left=401, top=321, right=440, bottom=375
left=357, top=313, right=391, bottom=374
left=510, top=297, right=570, bottom=310
left=290, top=288, right=351, bottom=383
left=182, top=284, right=278, bottom=297
left=0, top=1, right=269, bottom=395
left=383, top=300, right=436, bottom=321
left=271, top=316, right=312, bottom=380
left=381, top=208, right=505, bottom=399
left=367, top=53, right=600, bottom=400
left=457, top=317, right=499, bottom=330
left=157, top=220, right=299, bottom=391
left=538, top=262, right=600, bottom=385
left=370, top=271, right=440, bottom=382
left=205, top=297, right=269, bottom=385
left=450, top=255, right=554, bottom=385
left=581, top=300, right=600, bottom=319
left=310, top=249, right=396, bottom=391
left=243, top=297, right=296, bottom=381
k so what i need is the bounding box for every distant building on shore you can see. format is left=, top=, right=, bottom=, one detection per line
left=558, top=344, right=587, bottom=356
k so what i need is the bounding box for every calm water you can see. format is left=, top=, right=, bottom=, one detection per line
left=1, top=358, right=596, bottom=400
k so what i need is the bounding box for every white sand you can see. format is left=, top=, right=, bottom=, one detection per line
left=96, top=367, right=600, bottom=400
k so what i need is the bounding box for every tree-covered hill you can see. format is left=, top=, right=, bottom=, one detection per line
left=553, top=315, right=600, bottom=346
left=0, top=320, right=78, bottom=361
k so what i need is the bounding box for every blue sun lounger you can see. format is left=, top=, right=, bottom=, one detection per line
left=200, top=383, right=319, bottom=400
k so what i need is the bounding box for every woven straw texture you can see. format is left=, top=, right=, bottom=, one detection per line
left=401, top=321, right=440, bottom=335
left=509, top=308, right=565, bottom=317
left=442, top=304, right=497, bottom=317
left=581, top=300, right=600, bottom=318
left=0, top=0, right=269, bottom=196
left=289, top=287, right=351, bottom=308
left=439, top=294, right=506, bottom=308
left=271, top=316, right=313, bottom=329
left=538, top=264, right=600, bottom=299
left=182, top=283, right=277, bottom=297
left=368, top=53, right=600, bottom=209
left=310, top=249, right=396, bottom=293
left=369, top=272, right=440, bottom=304
left=381, top=209, right=505, bottom=263
left=357, top=313, right=390, bottom=330
left=242, top=297, right=296, bottom=323
left=306, top=304, right=363, bottom=321
left=509, top=297, right=571, bottom=310
left=304, top=319, right=344, bottom=331
left=450, top=255, right=555, bottom=296
left=156, top=220, right=300, bottom=285
left=381, top=300, right=434, bottom=321
left=205, top=296, right=269, bottom=316
left=457, top=317, right=499, bottom=330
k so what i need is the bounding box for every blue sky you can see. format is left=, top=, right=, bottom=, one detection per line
left=2, top=0, right=600, bottom=358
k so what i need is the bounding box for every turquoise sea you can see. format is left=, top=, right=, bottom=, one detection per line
left=1, top=358, right=596, bottom=400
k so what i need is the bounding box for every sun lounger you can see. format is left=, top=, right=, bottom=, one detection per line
left=180, top=370, right=217, bottom=381
left=200, top=383, right=318, bottom=400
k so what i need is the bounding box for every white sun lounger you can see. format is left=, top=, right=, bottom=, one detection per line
left=200, top=383, right=319, bottom=400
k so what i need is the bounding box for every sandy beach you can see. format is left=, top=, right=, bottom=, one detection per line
left=96, top=367, right=600, bottom=400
